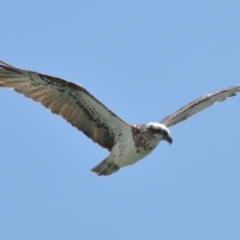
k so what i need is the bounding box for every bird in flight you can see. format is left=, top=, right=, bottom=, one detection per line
left=0, top=60, right=239, bottom=176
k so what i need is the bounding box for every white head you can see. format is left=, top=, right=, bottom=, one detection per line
left=146, top=122, right=172, bottom=144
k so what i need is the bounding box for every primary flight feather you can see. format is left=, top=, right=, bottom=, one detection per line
left=0, top=60, right=239, bottom=176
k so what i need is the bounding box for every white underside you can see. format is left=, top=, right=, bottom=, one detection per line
left=109, top=130, right=160, bottom=168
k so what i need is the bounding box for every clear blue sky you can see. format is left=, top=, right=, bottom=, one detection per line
left=1, top=1, right=240, bottom=240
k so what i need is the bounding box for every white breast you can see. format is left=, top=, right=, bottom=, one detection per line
left=111, top=130, right=157, bottom=168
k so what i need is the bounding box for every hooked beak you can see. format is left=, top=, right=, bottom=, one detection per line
left=165, top=136, right=173, bottom=145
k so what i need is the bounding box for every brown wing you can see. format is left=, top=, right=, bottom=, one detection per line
left=160, top=86, right=240, bottom=127
left=0, top=60, right=131, bottom=151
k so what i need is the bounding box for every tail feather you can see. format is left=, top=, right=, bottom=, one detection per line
left=91, top=157, right=119, bottom=176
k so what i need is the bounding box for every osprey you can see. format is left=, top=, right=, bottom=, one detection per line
left=0, top=60, right=239, bottom=176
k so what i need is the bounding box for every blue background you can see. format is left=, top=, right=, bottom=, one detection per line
left=1, top=1, right=240, bottom=239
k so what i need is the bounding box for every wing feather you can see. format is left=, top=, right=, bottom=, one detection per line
left=160, top=86, right=240, bottom=127
left=0, top=60, right=130, bottom=151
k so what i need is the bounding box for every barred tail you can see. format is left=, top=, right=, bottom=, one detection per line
left=91, top=156, right=120, bottom=176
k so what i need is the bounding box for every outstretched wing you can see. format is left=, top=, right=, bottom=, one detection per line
left=0, top=60, right=131, bottom=151
left=160, top=86, right=240, bottom=127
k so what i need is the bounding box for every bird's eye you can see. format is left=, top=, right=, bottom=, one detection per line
left=155, top=129, right=163, bottom=134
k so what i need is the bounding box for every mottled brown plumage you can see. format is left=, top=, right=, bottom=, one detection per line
left=160, top=87, right=240, bottom=127
left=0, top=60, right=239, bottom=176
left=0, top=60, right=128, bottom=151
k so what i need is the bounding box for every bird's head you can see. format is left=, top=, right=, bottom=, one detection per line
left=146, top=122, right=172, bottom=144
